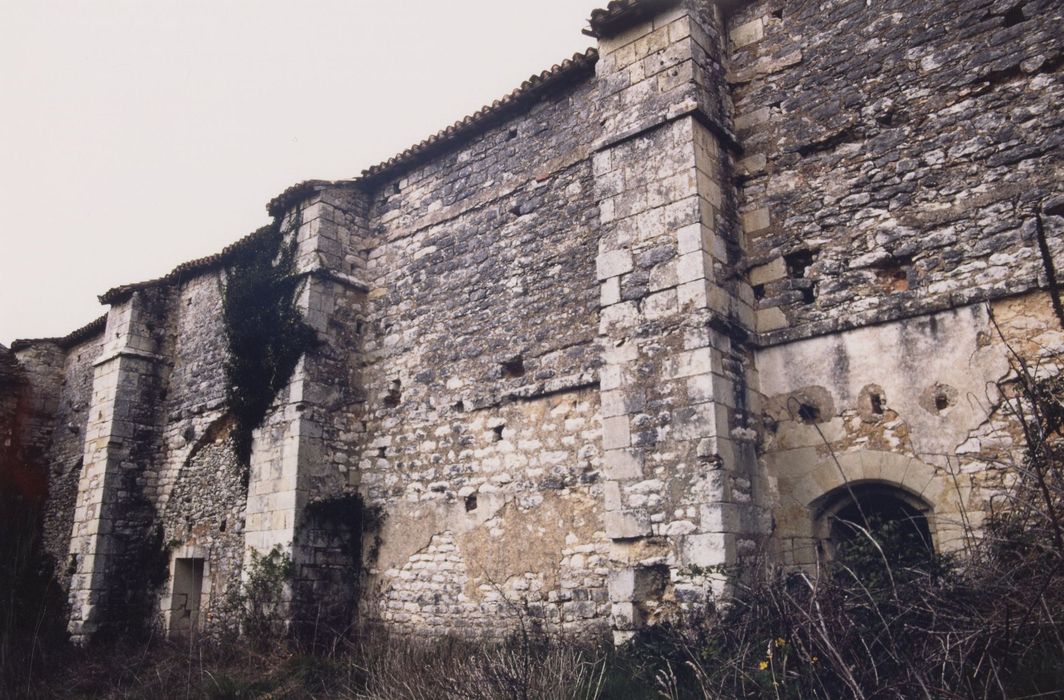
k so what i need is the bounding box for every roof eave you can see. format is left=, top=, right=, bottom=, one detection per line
left=585, top=0, right=682, bottom=39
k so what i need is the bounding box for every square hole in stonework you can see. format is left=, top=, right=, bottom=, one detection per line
left=384, top=380, right=401, bottom=408
left=784, top=250, right=815, bottom=278
left=501, top=356, right=525, bottom=378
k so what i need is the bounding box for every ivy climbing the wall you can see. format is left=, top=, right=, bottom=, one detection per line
left=294, top=493, right=385, bottom=646
left=222, top=210, right=318, bottom=470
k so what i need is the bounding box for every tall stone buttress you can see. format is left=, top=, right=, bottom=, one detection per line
left=67, top=290, right=170, bottom=642
left=589, top=0, right=768, bottom=642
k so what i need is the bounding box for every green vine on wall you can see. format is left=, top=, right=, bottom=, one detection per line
left=303, top=492, right=386, bottom=567
left=222, top=210, right=318, bottom=470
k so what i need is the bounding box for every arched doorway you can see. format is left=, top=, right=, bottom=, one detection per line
left=812, top=482, right=935, bottom=567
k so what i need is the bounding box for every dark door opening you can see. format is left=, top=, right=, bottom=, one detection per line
left=816, top=483, right=935, bottom=568
left=170, top=557, right=205, bottom=639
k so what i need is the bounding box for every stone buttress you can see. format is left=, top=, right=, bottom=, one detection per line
left=588, top=0, right=769, bottom=642
left=66, top=290, right=170, bottom=642
left=242, top=187, right=372, bottom=637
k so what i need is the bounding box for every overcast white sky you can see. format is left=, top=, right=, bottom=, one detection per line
left=0, top=0, right=602, bottom=344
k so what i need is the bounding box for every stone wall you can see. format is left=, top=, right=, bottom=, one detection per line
left=757, top=290, right=1064, bottom=566
left=724, top=0, right=1064, bottom=569
left=728, top=0, right=1064, bottom=340
left=65, top=288, right=175, bottom=640
left=356, top=72, right=609, bottom=636
left=591, top=0, right=771, bottom=642
left=40, top=335, right=103, bottom=585
left=7, top=331, right=104, bottom=586
left=10, top=0, right=1063, bottom=646
left=0, top=344, right=26, bottom=487
left=154, top=272, right=245, bottom=637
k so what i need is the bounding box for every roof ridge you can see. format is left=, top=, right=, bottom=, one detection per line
left=11, top=314, right=107, bottom=352
left=266, top=47, right=598, bottom=216
left=50, top=46, right=600, bottom=334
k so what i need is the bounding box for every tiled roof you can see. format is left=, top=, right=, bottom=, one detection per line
left=266, top=179, right=359, bottom=218
left=97, top=224, right=276, bottom=305
left=10, top=314, right=107, bottom=353
left=100, top=47, right=600, bottom=309
left=585, top=0, right=680, bottom=38
left=358, top=48, right=599, bottom=184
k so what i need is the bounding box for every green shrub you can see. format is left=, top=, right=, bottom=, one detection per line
left=239, top=545, right=294, bottom=648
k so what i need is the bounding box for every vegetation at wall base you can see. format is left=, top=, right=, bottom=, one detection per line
left=6, top=323, right=1064, bottom=698
left=238, top=545, right=294, bottom=649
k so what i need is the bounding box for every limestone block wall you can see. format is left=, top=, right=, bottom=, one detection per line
left=66, top=289, right=173, bottom=641
left=291, top=270, right=369, bottom=633
left=591, top=0, right=769, bottom=643
left=596, top=0, right=734, bottom=148
left=757, top=291, right=1064, bottom=566
left=354, top=73, right=609, bottom=636
left=39, top=335, right=103, bottom=586
left=44, top=189, right=373, bottom=641
left=242, top=190, right=371, bottom=636
left=150, top=271, right=245, bottom=637
left=13, top=0, right=1064, bottom=647
left=370, top=390, right=606, bottom=636
left=727, top=0, right=1064, bottom=339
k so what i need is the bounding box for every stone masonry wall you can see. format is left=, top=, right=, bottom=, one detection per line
left=153, top=272, right=246, bottom=637
left=240, top=192, right=372, bottom=638
left=356, top=74, right=609, bottom=636
left=756, top=290, right=1063, bottom=567
left=16, top=0, right=1064, bottom=646
left=591, top=0, right=770, bottom=642
left=40, top=335, right=103, bottom=586
left=66, top=288, right=174, bottom=640
left=728, top=0, right=1064, bottom=340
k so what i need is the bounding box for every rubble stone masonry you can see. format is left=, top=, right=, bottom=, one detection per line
left=7, top=0, right=1063, bottom=643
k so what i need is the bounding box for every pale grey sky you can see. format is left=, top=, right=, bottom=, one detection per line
left=0, top=0, right=602, bottom=344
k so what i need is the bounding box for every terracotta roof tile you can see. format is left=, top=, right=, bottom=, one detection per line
left=95, top=47, right=599, bottom=312
left=10, top=314, right=107, bottom=353
left=98, top=225, right=275, bottom=305
left=585, top=0, right=680, bottom=38
left=358, top=48, right=598, bottom=184
left=266, top=179, right=360, bottom=219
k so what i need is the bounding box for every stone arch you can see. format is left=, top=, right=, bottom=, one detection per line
left=771, top=449, right=976, bottom=567
left=810, top=481, right=935, bottom=561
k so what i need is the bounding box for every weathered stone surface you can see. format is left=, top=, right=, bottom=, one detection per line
left=730, top=0, right=1064, bottom=341
left=8, top=0, right=1062, bottom=645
